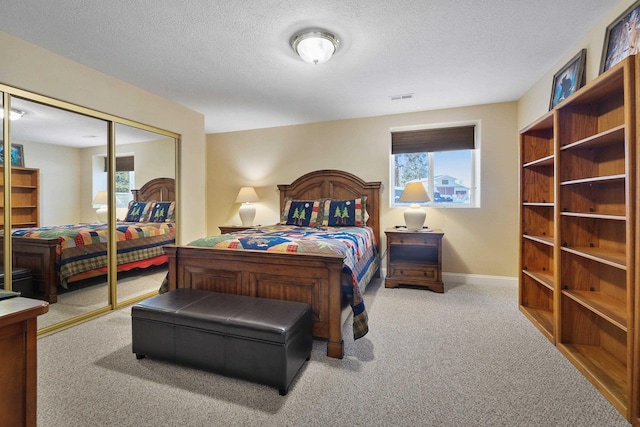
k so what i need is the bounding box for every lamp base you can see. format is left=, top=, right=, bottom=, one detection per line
left=239, top=203, right=256, bottom=226
left=96, top=206, right=108, bottom=222
left=404, top=204, right=426, bottom=231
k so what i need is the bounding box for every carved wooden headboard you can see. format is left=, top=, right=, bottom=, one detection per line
left=277, top=169, right=382, bottom=252
left=131, top=177, right=175, bottom=202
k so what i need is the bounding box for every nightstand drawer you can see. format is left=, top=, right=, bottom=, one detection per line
left=387, top=233, right=439, bottom=246
left=389, top=265, right=438, bottom=280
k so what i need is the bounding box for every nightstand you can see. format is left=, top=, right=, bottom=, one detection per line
left=384, top=228, right=444, bottom=293
left=218, top=225, right=257, bottom=234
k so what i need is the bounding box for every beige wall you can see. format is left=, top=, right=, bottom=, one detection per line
left=0, top=31, right=206, bottom=243
left=518, top=0, right=636, bottom=129
left=208, top=101, right=519, bottom=278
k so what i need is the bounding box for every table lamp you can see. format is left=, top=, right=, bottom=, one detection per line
left=398, top=182, right=430, bottom=231
left=92, top=191, right=108, bottom=222
left=235, top=186, right=260, bottom=226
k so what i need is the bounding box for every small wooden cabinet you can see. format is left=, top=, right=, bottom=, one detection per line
left=218, top=225, right=257, bottom=234
left=0, top=166, right=40, bottom=230
left=385, top=228, right=444, bottom=293
left=0, top=297, right=49, bottom=427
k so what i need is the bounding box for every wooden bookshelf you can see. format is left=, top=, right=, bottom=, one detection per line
left=0, top=167, right=39, bottom=230
left=520, top=56, right=636, bottom=422
left=519, top=110, right=556, bottom=342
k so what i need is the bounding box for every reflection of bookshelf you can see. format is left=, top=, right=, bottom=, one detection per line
left=0, top=166, right=40, bottom=229
left=519, top=55, right=635, bottom=422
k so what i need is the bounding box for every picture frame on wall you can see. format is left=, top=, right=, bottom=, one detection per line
left=600, top=0, right=640, bottom=74
left=0, top=143, right=25, bottom=167
left=549, top=49, right=586, bottom=110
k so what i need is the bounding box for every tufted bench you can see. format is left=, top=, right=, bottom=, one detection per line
left=131, top=288, right=312, bottom=395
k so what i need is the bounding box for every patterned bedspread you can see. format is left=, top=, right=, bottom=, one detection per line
left=189, top=224, right=379, bottom=339
left=11, top=222, right=175, bottom=287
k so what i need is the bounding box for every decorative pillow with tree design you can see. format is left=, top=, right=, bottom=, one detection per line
left=321, top=197, right=366, bottom=227
left=148, top=202, right=175, bottom=222
left=124, top=201, right=154, bottom=222
left=281, top=199, right=321, bottom=227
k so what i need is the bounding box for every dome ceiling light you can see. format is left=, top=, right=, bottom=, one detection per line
left=290, top=30, right=340, bottom=65
left=0, top=108, right=26, bottom=121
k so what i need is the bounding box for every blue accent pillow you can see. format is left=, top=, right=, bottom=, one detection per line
left=321, top=198, right=366, bottom=227
left=125, top=202, right=152, bottom=222
left=148, top=202, right=174, bottom=222
left=280, top=199, right=321, bottom=227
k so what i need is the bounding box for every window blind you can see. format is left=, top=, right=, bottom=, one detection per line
left=104, top=155, right=134, bottom=172
left=391, top=125, right=475, bottom=154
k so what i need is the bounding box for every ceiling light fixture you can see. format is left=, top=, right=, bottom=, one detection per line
left=290, top=30, right=340, bottom=65
left=0, top=108, right=26, bottom=121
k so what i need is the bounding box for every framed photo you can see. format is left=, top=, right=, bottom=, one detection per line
left=0, top=144, right=25, bottom=167
left=549, top=49, right=586, bottom=110
left=600, top=0, right=640, bottom=74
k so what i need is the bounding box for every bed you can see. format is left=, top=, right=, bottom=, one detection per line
left=164, top=169, right=382, bottom=359
left=0, top=177, right=175, bottom=303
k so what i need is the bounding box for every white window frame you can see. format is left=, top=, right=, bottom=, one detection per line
left=389, top=120, right=481, bottom=208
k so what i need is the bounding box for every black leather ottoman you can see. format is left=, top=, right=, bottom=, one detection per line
left=131, top=288, right=312, bottom=395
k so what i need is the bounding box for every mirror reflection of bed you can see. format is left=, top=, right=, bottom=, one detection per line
left=26, top=177, right=176, bottom=330
left=4, top=98, right=177, bottom=330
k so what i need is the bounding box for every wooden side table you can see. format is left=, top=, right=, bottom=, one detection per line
left=385, top=228, right=444, bottom=293
left=0, top=297, right=49, bottom=427
left=218, top=225, right=258, bottom=234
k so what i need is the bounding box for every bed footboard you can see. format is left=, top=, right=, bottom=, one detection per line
left=164, top=245, right=346, bottom=359
left=0, top=236, right=58, bottom=303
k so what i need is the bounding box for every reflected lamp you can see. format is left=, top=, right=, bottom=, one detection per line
left=92, top=191, right=108, bottom=222
left=398, top=182, right=430, bottom=231
left=235, top=187, right=260, bottom=226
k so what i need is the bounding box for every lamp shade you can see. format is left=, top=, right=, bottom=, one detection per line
left=399, top=182, right=430, bottom=203
left=235, top=187, right=260, bottom=203
left=92, top=191, right=108, bottom=205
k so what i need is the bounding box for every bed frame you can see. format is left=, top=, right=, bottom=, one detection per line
left=0, top=177, right=175, bottom=303
left=164, top=169, right=382, bottom=359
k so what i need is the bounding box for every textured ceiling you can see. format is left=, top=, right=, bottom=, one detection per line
left=0, top=1, right=620, bottom=135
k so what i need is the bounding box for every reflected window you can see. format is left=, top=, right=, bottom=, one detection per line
left=115, top=170, right=135, bottom=208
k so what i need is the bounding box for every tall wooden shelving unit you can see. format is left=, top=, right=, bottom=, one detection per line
left=519, top=110, right=556, bottom=343
left=0, top=166, right=40, bottom=230
left=519, top=55, right=636, bottom=421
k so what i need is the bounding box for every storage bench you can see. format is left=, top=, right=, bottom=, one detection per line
left=131, top=288, right=312, bottom=395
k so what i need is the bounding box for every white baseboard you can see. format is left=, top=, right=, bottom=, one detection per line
left=442, top=272, right=517, bottom=286
left=379, top=268, right=517, bottom=287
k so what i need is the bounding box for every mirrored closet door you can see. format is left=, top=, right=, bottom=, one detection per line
left=8, top=97, right=111, bottom=330
left=114, top=123, right=176, bottom=306
left=0, top=85, right=179, bottom=334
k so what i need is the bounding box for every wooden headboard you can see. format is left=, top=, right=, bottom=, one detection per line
left=277, top=169, right=382, bottom=252
left=132, top=177, right=175, bottom=202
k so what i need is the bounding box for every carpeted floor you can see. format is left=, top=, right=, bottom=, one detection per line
left=38, top=267, right=167, bottom=329
left=37, top=278, right=631, bottom=426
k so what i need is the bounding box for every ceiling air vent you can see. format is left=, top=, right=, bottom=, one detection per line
left=390, top=93, right=414, bottom=101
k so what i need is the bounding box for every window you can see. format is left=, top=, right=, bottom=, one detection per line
left=391, top=122, right=479, bottom=207
left=115, top=171, right=135, bottom=208
left=105, top=155, right=135, bottom=208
